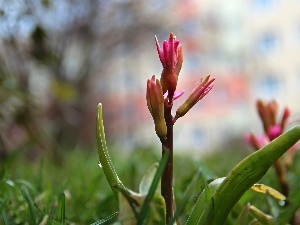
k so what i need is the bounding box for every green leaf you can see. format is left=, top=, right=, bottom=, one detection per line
left=96, top=103, right=124, bottom=201
left=59, top=193, right=66, bottom=225
left=139, top=163, right=159, bottom=195
left=137, top=150, right=169, bottom=225
left=115, top=187, right=165, bottom=225
left=169, top=168, right=203, bottom=225
left=113, top=152, right=168, bottom=225
left=97, top=104, right=167, bottom=224
left=90, top=212, right=119, bottom=225
left=211, top=126, right=300, bottom=225
left=1, top=211, right=9, bottom=225
left=22, top=187, right=37, bottom=225
left=249, top=205, right=275, bottom=225
left=186, top=177, right=225, bottom=225
left=265, top=192, right=280, bottom=219
left=116, top=186, right=144, bottom=224
left=234, top=203, right=250, bottom=225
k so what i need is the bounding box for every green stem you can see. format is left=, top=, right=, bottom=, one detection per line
left=161, top=102, right=173, bottom=224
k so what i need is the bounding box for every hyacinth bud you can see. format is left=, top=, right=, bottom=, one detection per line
left=146, top=75, right=167, bottom=141
left=267, top=124, right=282, bottom=141
left=175, top=75, right=215, bottom=121
left=244, top=133, right=269, bottom=150
left=155, top=33, right=183, bottom=102
left=280, top=107, right=290, bottom=130
left=256, top=100, right=290, bottom=135
left=256, top=99, right=278, bottom=134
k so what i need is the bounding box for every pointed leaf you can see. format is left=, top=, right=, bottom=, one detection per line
left=22, top=187, right=37, bottom=225
left=137, top=150, right=169, bottom=225
left=186, top=177, right=225, bottom=225
left=90, top=212, right=119, bottom=225
left=169, top=168, right=203, bottom=225
left=249, top=205, right=275, bottom=225
left=96, top=103, right=124, bottom=200
left=116, top=186, right=144, bottom=225
left=211, top=126, right=300, bottom=225
left=59, top=193, right=66, bottom=225
left=139, top=163, right=159, bottom=195
left=234, top=203, right=250, bottom=225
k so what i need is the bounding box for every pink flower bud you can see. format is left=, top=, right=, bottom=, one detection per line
left=155, top=33, right=183, bottom=102
left=267, top=125, right=282, bottom=141
left=280, top=107, right=290, bottom=130
left=174, top=75, right=215, bottom=121
left=163, top=90, right=185, bottom=101
left=244, top=133, right=269, bottom=150
left=146, top=75, right=167, bottom=141
left=256, top=100, right=278, bottom=134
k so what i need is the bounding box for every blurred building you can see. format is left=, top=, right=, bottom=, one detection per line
left=97, top=0, right=300, bottom=153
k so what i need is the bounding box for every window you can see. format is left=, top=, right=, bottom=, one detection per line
left=253, top=0, right=275, bottom=12
left=257, top=75, right=282, bottom=99
left=257, top=32, right=279, bottom=54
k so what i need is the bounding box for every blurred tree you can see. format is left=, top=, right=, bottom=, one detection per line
left=0, top=0, right=174, bottom=160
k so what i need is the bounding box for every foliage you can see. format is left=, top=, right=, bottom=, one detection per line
left=96, top=102, right=300, bottom=224
left=1, top=134, right=300, bottom=224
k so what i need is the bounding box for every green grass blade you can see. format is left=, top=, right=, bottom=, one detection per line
left=234, top=203, right=250, bottom=225
left=211, top=125, right=300, bottom=225
left=1, top=211, right=10, bottom=225
left=137, top=150, right=169, bottom=225
left=96, top=103, right=124, bottom=201
left=90, top=211, right=119, bottom=225
left=169, top=168, right=203, bottom=225
left=249, top=205, right=275, bottom=225
left=186, top=177, right=225, bottom=225
left=59, top=193, right=66, bottom=225
left=22, top=187, right=37, bottom=225
left=139, top=163, right=159, bottom=195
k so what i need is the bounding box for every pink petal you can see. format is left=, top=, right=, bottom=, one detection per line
left=164, top=90, right=184, bottom=100
left=267, top=125, right=282, bottom=141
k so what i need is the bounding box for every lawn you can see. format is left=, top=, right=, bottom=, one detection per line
left=2, top=142, right=299, bottom=224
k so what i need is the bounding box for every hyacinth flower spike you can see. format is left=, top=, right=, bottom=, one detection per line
left=245, top=99, right=297, bottom=197
left=155, top=33, right=183, bottom=103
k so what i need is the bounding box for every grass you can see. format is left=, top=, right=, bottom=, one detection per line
left=1, top=142, right=299, bottom=224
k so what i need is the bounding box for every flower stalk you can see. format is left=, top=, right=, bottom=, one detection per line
left=161, top=101, right=173, bottom=224
left=147, top=33, right=215, bottom=224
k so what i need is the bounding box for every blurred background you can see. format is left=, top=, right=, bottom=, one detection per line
left=1, top=0, right=300, bottom=160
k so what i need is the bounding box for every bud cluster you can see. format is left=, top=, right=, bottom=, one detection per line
left=245, top=100, right=299, bottom=168
left=146, top=33, right=215, bottom=141
left=256, top=100, right=290, bottom=141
